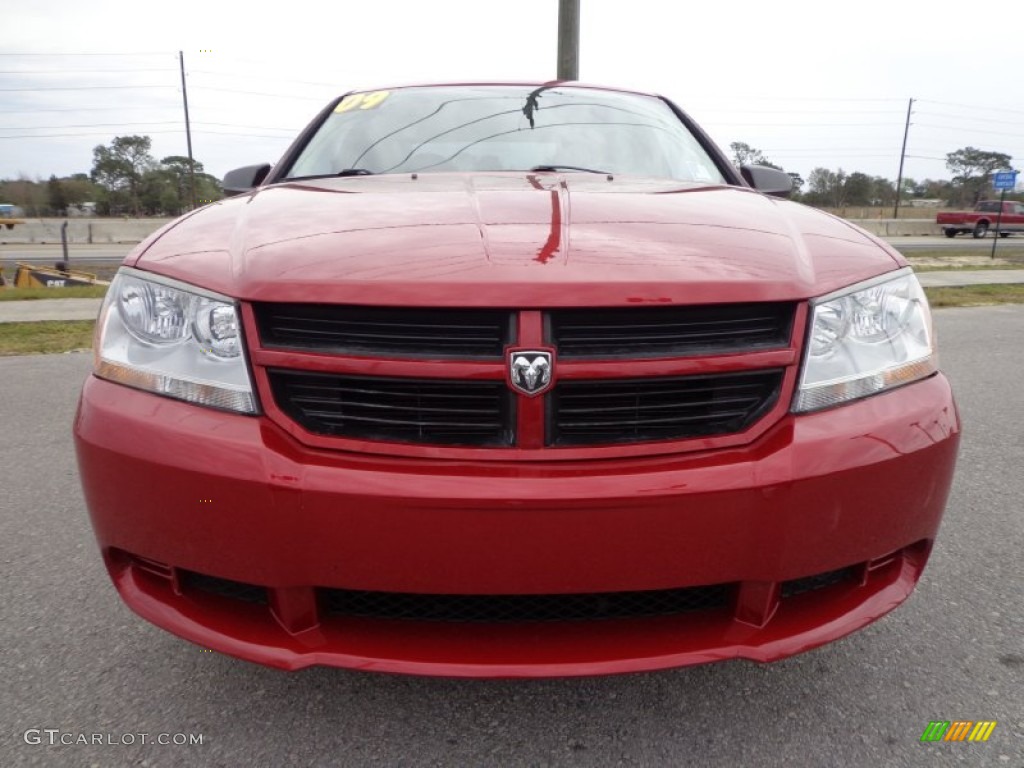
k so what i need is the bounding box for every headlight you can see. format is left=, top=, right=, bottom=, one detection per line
left=94, top=268, right=257, bottom=414
left=793, top=268, right=936, bottom=413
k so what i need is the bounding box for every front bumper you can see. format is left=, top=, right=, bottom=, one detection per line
left=74, top=373, right=959, bottom=677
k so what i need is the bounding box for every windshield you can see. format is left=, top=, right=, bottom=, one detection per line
left=282, top=85, right=727, bottom=183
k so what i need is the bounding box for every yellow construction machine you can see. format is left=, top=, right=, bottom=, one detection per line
left=1, top=262, right=110, bottom=288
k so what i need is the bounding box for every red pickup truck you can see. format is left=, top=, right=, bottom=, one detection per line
left=937, top=200, right=1024, bottom=238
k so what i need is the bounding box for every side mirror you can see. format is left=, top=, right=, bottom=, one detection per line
left=740, top=164, right=793, bottom=198
left=222, top=163, right=272, bottom=196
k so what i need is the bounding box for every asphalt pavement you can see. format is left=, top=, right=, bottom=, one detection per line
left=0, top=298, right=105, bottom=322
left=1, top=306, right=1022, bottom=767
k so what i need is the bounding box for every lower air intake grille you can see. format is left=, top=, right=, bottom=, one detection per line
left=267, top=370, right=514, bottom=446
left=549, top=369, right=784, bottom=446
left=321, top=584, right=732, bottom=623
left=182, top=571, right=268, bottom=605
left=781, top=567, right=857, bottom=598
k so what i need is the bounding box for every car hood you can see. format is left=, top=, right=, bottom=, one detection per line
left=130, top=174, right=904, bottom=306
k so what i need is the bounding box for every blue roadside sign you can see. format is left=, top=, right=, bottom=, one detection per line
left=993, top=171, right=1018, bottom=190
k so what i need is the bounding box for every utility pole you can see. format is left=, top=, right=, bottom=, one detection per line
left=179, top=51, right=197, bottom=210
left=893, top=97, right=913, bottom=219
left=557, top=0, right=580, bottom=81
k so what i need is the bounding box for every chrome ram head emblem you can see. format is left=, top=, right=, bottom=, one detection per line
left=509, top=350, right=554, bottom=396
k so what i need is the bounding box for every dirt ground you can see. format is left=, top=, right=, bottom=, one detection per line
left=905, top=254, right=1017, bottom=268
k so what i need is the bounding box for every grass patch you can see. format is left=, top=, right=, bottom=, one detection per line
left=0, top=285, right=108, bottom=301
left=900, top=247, right=1024, bottom=259
left=925, top=284, right=1024, bottom=307
left=900, top=247, right=1024, bottom=270
left=912, top=264, right=1024, bottom=273
left=0, top=320, right=95, bottom=356
left=900, top=248, right=998, bottom=259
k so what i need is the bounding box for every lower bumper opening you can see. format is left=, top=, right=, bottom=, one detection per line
left=180, top=571, right=269, bottom=606
left=324, top=584, right=733, bottom=623
left=170, top=563, right=866, bottom=624
left=104, top=541, right=930, bottom=676
left=780, top=567, right=857, bottom=598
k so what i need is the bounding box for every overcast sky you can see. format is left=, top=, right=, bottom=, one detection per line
left=2, top=0, right=1021, bottom=187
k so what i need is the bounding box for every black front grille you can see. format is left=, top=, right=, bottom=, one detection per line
left=255, top=304, right=514, bottom=358
left=781, top=567, right=857, bottom=598
left=173, top=564, right=864, bottom=626
left=182, top=571, right=268, bottom=605
left=268, top=370, right=514, bottom=446
left=549, top=304, right=793, bottom=358
left=321, top=585, right=732, bottom=623
left=549, top=369, right=784, bottom=445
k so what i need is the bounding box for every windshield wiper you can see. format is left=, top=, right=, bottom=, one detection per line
left=530, top=164, right=610, bottom=175
left=282, top=169, right=376, bottom=182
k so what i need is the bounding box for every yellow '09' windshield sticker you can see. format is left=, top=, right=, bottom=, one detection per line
left=334, top=91, right=391, bottom=113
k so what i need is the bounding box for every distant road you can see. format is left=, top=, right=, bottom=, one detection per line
left=892, top=236, right=1024, bottom=252
left=4, top=237, right=1024, bottom=266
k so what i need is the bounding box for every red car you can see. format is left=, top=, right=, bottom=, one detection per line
left=74, top=83, right=960, bottom=677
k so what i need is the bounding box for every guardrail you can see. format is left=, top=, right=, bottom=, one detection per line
left=0, top=218, right=174, bottom=244
left=848, top=220, right=942, bottom=237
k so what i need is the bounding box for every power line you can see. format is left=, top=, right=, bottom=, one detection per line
left=770, top=153, right=904, bottom=158
left=2, top=121, right=182, bottom=130
left=0, top=118, right=294, bottom=132
left=0, top=129, right=295, bottom=140
left=764, top=146, right=902, bottom=151
left=212, top=54, right=348, bottom=78
left=914, top=123, right=1022, bottom=138
left=189, top=69, right=341, bottom=89
left=197, top=121, right=295, bottom=131
left=191, top=129, right=295, bottom=139
left=709, top=122, right=900, bottom=128
left=703, top=96, right=906, bottom=102
left=0, top=68, right=176, bottom=74
left=0, top=130, right=186, bottom=139
left=190, top=85, right=327, bottom=100
left=718, top=135, right=904, bottom=143
left=912, top=109, right=1023, bottom=126
left=0, top=106, right=233, bottom=114
left=0, top=84, right=175, bottom=91
left=917, top=98, right=1024, bottom=116
left=0, top=52, right=173, bottom=57
left=701, top=108, right=904, bottom=116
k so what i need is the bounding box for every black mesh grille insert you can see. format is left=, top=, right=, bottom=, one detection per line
left=182, top=571, right=268, bottom=605
left=268, top=370, right=514, bottom=446
left=781, top=567, right=857, bottom=598
left=549, top=369, right=784, bottom=445
left=321, top=584, right=732, bottom=623
left=255, top=304, right=513, bottom=358
left=549, top=304, right=794, bottom=358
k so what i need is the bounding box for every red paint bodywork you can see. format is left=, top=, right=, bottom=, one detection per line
left=75, top=85, right=960, bottom=677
